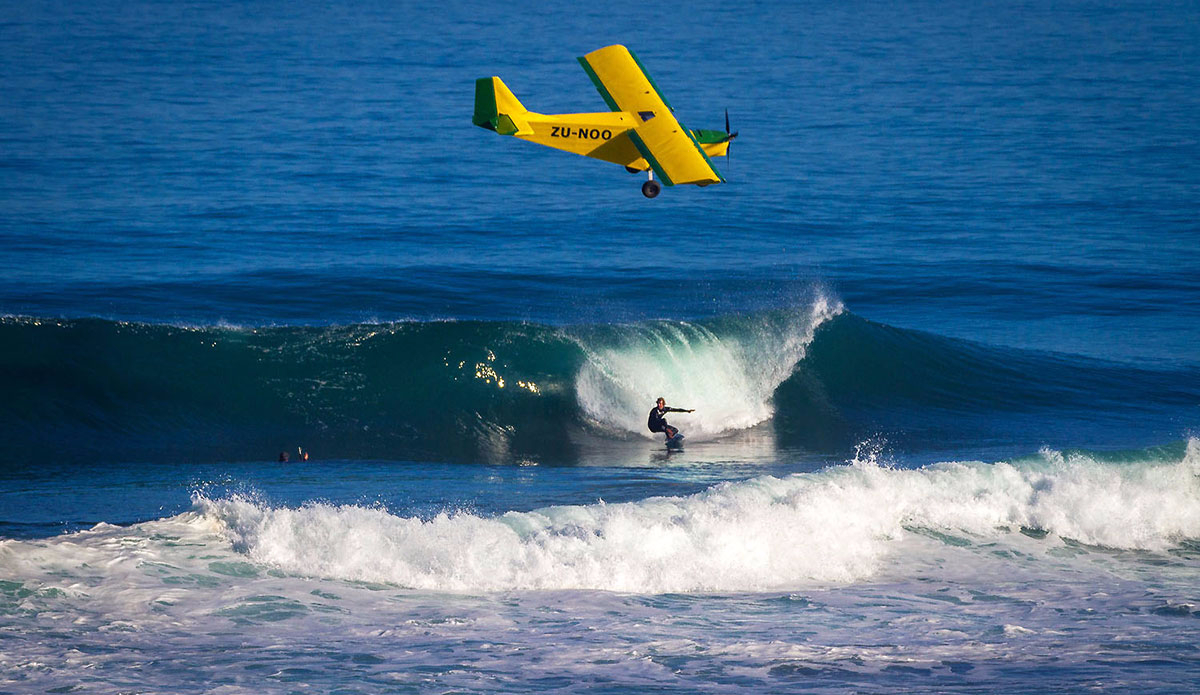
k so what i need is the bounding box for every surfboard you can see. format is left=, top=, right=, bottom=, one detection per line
left=665, top=431, right=685, bottom=449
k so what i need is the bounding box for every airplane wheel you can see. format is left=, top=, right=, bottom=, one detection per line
left=641, top=180, right=662, bottom=198
left=625, top=166, right=641, bottom=174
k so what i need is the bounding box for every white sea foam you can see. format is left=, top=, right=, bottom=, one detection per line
left=193, top=439, right=1200, bottom=593
left=572, top=295, right=843, bottom=439
left=0, top=512, right=234, bottom=636
left=3, top=441, right=1198, bottom=694
left=5, top=441, right=1196, bottom=599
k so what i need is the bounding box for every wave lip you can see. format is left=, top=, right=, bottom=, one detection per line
left=198, top=439, right=1200, bottom=594
left=572, top=294, right=843, bottom=440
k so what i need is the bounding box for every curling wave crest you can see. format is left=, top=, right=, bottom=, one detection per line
left=572, top=294, right=843, bottom=439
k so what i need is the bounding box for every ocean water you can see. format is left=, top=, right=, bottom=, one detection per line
left=2, top=0, right=1200, bottom=692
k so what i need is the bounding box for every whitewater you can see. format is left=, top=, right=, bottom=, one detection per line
left=3, top=443, right=1199, bottom=692
left=196, top=440, right=1200, bottom=592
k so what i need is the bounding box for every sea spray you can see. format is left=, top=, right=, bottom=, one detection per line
left=572, top=295, right=843, bottom=439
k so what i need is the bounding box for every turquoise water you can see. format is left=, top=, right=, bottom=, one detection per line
left=2, top=0, right=1199, bottom=692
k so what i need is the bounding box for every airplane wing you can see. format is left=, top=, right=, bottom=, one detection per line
left=577, top=45, right=724, bottom=187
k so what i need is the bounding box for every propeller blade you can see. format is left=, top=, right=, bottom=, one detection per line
left=723, top=110, right=735, bottom=172
left=722, top=109, right=738, bottom=142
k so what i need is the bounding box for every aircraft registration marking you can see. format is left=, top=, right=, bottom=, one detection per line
left=549, top=126, right=613, bottom=140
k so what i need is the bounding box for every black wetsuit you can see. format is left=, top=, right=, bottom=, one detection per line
left=647, top=406, right=688, bottom=437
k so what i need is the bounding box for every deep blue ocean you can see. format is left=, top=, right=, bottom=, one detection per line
left=2, top=0, right=1200, bottom=692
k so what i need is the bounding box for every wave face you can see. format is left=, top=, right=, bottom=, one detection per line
left=194, top=440, right=1200, bottom=593
left=573, top=295, right=842, bottom=439
left=2, top=302, right=1196, bottom=465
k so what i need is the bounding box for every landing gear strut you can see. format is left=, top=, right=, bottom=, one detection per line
left=641, top=171, right=661, bottom=199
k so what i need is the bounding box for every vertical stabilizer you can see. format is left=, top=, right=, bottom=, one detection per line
left=473, top=77, right=532, bottom=135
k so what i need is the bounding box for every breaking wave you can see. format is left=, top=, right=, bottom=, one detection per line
left=1, top=295, right=1196, bottom=464
left=192, top=440, right=1200, bottom=593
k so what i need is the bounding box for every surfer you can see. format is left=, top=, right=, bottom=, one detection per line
left=647, top=397, right=693, bottom=442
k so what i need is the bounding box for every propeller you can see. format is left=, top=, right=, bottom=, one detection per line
left=723, top=108, right=738, bottom=167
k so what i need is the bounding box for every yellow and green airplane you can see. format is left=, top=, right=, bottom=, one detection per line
left=473, top=44, right=737, bottom=198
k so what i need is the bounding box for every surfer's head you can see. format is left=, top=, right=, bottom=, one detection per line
left=656, top=397, right=665, bottom=408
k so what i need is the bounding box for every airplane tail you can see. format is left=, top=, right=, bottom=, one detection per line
left=473, top=77, right=533, bottom=136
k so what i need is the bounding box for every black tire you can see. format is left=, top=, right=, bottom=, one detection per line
left=641, top=180, right=662, bottom=198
